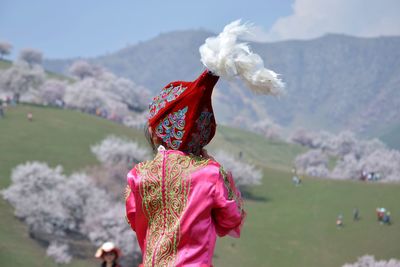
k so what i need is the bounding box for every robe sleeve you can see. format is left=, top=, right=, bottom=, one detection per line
left=125, top=168, right=137, bottom=232
left=212, top=167, right=246, bottom=238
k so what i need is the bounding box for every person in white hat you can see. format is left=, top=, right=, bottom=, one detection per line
left=95, top=242, right=121, bottom=267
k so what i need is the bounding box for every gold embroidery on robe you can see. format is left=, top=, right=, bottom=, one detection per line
left=137, top=153, right=208, bottom=267
left=220, top=167, right=243, bottom=214
left=124, top=184, right=131, bottom=201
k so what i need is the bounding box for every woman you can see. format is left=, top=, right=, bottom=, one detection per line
left=125, top=70, right=245, bottom=267
left=125, top=20, right=284, bottom=267
left=95, top=242, right=121, bottom=267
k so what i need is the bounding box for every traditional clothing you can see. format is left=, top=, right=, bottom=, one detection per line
left=126, top=148, right=244, bottom=266
left=148, top=70, right=219, bottom=155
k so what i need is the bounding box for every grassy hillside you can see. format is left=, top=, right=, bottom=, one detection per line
left=214, top=169, right=400, bottom=267
left=0, top=105, right=399, bottom=267
left=0, top=105, right=142, bottom=267
left=211, top=125, right=305, bottom=170
left=379, top=123, right=400, bottom=150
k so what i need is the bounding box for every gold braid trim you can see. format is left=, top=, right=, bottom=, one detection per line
left=124, top=184, right=131, bottom=201
left=125, top=185, right=133, bottom=226
left=137, top=153, right=209, bottom=267
left=219, top=167, right=243, bottom=213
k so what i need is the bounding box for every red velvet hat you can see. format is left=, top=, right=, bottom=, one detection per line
left=148, top=70, right=219, bottom=154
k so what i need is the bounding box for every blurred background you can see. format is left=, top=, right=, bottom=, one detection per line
left=0, top=0, right=399, bottom=266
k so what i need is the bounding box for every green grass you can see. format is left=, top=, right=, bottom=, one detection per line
left=1, top=105, right=399, bottom=267
left=210, top=125, right=306, bottom=170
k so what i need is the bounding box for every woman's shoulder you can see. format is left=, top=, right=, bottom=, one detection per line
left=131, top=153, right=163, bottom=173
left=187, top=155, right=224, bottom=177
left=203, top=158, right=222, bottom=169
left=128, top=151, right=223, bottom=175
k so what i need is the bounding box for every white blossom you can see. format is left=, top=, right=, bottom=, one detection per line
left=251, top=118, right=283, bottom=140
left=294, top=149, right=329, bottom=178
left=19, top=48, right=43, bottom=66
left=91, top=135, right=150, bottom=166
left=343, top=254, right=400, bottom=267
left=64, top=61, right=150, bottom=120
left=0, top=61, right=45, bottom=99
left=1, top=162, right=141, bottom=264
left=291, top=128, right=400, bottom=182
left=46, top=241, right=72, bottom=264
left=38, top=79, right=66, bottom=106
left=214, top=150, right=262, bottom=188
left=0, top=42, right=12, bottom=59
left=68, top=60, right=98, bottom=80
left=123, top=112, right=148, bottom=129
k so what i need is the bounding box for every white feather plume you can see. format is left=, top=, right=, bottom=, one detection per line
left=199, top=20, right=285, bottom=95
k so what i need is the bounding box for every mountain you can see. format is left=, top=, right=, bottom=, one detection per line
left=44, top=31, right=400, bottom=141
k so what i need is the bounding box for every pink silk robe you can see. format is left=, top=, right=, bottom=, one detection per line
left=125, top=149, right=245, bottom=267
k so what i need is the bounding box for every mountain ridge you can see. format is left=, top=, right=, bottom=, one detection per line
left=44, top=31, right=400, bottom=142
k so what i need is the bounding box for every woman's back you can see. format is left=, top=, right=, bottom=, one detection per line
left=126, top=149, right=244, bottom=267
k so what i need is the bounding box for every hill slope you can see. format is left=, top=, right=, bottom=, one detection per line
left=0, top=105, right=143, bottom=267
left=0, top=106, right=399, bottom=267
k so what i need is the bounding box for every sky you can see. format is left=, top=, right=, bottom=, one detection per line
left=0, top=0, right=399, bottom=59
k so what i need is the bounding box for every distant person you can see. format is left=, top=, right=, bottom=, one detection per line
left=110, top=111, right=117, bottom=121
left=360, top=170, right=367, bottom=181
left=55, top=99, right=65, bottom=108
left=292, top=167, right=301, bottom=186
left=292, top=175, right=301, bottom=186
left=336, top=214, right=343, bottom=228
left=13, top=93, right=20, bottom=104
left=372, top=172, right=381, bottom=181
left=27, top=112, right=33, bottom=122
left=376, top=208, right=386, bottom=223
left=95, top=242, right=121, bottom=267
left=353, top=208, right=360, bottom=221
left=101, top=109, right=108, bottom=118
left=383, top=211, right=391, bottom=225
left=353, top=208, right=359, bottom=220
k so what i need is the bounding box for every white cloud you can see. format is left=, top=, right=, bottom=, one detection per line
left=247, top=0, right=400, bottom=42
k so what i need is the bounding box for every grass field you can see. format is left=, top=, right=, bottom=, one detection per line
left=0, top=105, right=399, bottom=267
